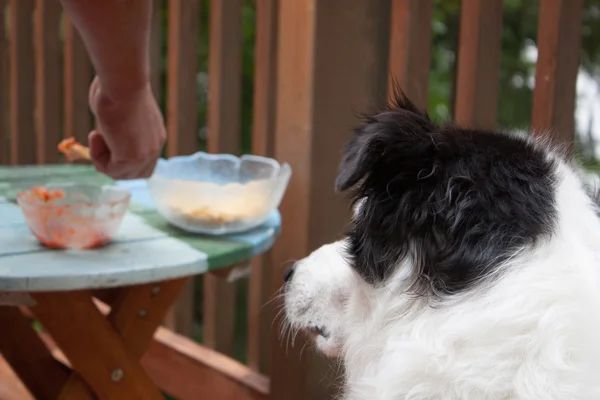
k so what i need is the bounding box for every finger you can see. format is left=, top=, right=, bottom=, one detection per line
left=119, top=165, right=150, bottom=180
left=109, top=161, right=154, bottom=180
left=103, top=161, right=143, bottom=180
left=88, top=130, right=110, bottom=174
left=136, top=157, right=159, bottom=179
left=136, top=164, right=156, bottom=179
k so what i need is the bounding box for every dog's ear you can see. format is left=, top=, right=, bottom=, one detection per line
left=335, top=90, right=436, bottom=192
left=335, top=125, right=380, bottom=192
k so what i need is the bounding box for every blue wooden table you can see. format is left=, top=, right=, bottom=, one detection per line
left=0, top=165, right=281, bottom=399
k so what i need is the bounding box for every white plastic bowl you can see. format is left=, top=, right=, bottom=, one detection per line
left=147, top=152, right=291, bottom=235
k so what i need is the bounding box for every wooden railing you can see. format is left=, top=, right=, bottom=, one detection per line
left=0, top=0, right=586, bottom=399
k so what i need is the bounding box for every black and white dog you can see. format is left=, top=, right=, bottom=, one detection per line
left=284, top=91, right=600, bottom=399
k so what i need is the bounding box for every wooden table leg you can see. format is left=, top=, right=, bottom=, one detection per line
left=107, top=278, right=188, bottom=356
left=0, top=307, right=69, bottom=400
left=29, top=279, right=187, bottom=400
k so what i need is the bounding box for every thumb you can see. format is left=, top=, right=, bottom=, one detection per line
left=88, top=130, right=110, bottom=173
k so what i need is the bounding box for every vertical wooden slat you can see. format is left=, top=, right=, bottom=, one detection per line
left=203, top=0, right=243, bottom=358
left=388, top=0, right=434, bottom=110
left=150, top=0, right=163, bottom=102
left=9, top=0, right=36, bottom=165
left=0, top=0, right=7, bottom=164
left=164, top=0, right=200, bottom=337
left=531, top=0, right=584, bottom=148
left=250, top=0, right=278, bottom=159
left=163, top=280, right=195, bottom=337
left=247, top=0, right=278, bottom=374
left=63, top=16, right=92, bottom=144
left=35, top=0, right=61, bottom=164
left=202, top=273, right=236, bottom=355
left=454, top=0, right=503, bottom=129
left=270, top=0, right=390, bottom=398
left=206, top=0, right=243, bottom=154
left=166, top=0, right=199, bottom=158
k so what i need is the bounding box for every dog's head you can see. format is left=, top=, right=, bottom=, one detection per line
left=284, top=90, right=558, bottom=355
left=283, top=91, right=600, bottom=398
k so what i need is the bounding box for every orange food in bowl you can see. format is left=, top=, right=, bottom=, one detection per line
left=30, top=186, right=66, bottom=203
left=17, top=184, right=130, bottom=250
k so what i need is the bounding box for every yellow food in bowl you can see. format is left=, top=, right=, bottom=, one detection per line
left=165, top=191, right=270, bottom=227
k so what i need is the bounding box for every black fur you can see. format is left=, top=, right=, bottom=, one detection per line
left=337, top=91, right=557, bottom=295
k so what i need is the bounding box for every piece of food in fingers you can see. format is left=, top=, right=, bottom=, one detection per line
left=58, top=137, right=91, bottom=161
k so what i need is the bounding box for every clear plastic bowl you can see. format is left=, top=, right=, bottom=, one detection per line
left=147, top=152, right=291, bottom=235
left=17, top=183, right=131, bottom=249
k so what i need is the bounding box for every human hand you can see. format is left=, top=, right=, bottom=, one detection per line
left=87, top=76, right=166, bottom=179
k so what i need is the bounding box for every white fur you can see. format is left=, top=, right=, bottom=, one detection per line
left=285, top=159, right=600, bottom=399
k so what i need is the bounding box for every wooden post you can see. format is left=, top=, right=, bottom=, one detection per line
left=203, top=0, right=243, bottom=357
left=164, top=0, right=200, bottom=337
left=206, top=0, right=242, bottom=154
left=63, top=16, right=92, bottom=144
left=150, top=0, right=163, bottom=102
left=34, top=0, right=62, bottom=164
left=454, top=0, right=503, bottom=129
left=270, top=0, right=390, bottom=398
left=166, top=0, right=199, bottom=158
left=9, top=0, right=36, bottom=165
left=388, top=0, right=434, bottom=110
left=247, top=0, right=278, bottom=375
left=0, top=0, right=7, bottom=165
left=531, top=0, right=584, bottom=148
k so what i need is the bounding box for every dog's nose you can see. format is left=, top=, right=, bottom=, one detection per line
left=283, top=264, right=296, bottom=283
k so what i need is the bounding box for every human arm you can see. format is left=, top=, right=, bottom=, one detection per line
left=59, top=0, right=166, bottom=179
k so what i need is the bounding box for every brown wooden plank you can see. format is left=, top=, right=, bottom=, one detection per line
left=270, top=0, right=322, bottom=393
left=201, top=0, right=244, bottom=356
left=247, top=0, right=279, bottom=373
left=531, top=0, right=584, bottom=149
left=387, top=0, right=434, bottom=110
left=150, top=0, right=163, bottom=102
left=0, top=307, right=69, bottom=400
left=42, top=299, right=269, bottom=399
left=247, top=255, right=271, bottom=374
left=207, top=0, right=243, bottom=154
left=454, top=0, right=503, bottom=129
left=0, top=0, right=8, bottom=164
left=108, top=278, right=188, bottom=356
left=30, top=291, right=165, bottom=400
left=164, top=279, right=195, bottom=337
left=143, top=327, right=269, bottom=400
left=166, top=0, right=199, bottom=157
left=163, top=0, right=199, bottom=335
left=9, top=0, right=36, bottom=165
left=61, top=279, right=188, bottom=396
left=251, top=0, right=277, bottom=159
left=202, top=274, right=236, bottom=356
left=34, top=0, right=62, bottom=164
left=0, top=355, right=34, bottom=400
left=39, top=321, right=269, bottom=400
left=270, top=1, right=391, bottom=398
left=201, top=0, right=243, bottom=356
left=63, top=15, right=92, bottom=144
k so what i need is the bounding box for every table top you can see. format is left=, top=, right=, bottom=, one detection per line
left=0, top=165, right=281, bottom=292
